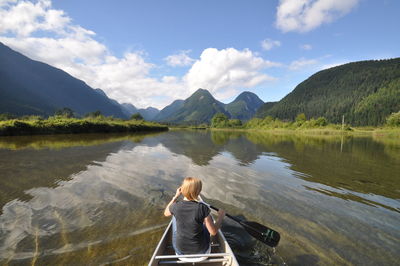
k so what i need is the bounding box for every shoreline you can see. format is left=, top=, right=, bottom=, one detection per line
left=0, top=118, right=169, bottom=136
left=203, top=127, right=400, bottom=138
left=169, top=126, right=400, bottom=138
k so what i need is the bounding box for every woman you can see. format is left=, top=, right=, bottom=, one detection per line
left=164, top=177, right=225, bottom=255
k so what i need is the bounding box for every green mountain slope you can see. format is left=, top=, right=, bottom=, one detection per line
left=225, top=91, right=264, bottom=120
left=162, top=89, right=229, bottom=124
left=255, top=102, right=277, bottom=118
left=0, top=43, right=127, bottom=118
left=256, top=58, right=400, bottom=126
left=138, top=107, right=160, bottom=120
left=154, top=99, right=184, bottom=121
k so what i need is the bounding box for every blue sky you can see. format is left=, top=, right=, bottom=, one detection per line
left=1, top=0, right=399, bottom=109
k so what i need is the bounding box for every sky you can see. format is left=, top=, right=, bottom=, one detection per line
left=0, top=0, right=399, bottom=109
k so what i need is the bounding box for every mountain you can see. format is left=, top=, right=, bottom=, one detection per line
left=94, top=88, right=125, bottom=109
left=0, top=42, right=127, bottom=118
left=255, top=102, right=277, bottom=117
left=225, top=91, right=264, bottom=120
left=120, top=103, right=138, bottom=117
left=120, top=103, right=159, bottom=120
left=154, top=100, right=184, bottom=121
left=138, top=107, right=159, bottom=120
left=160, top=89, right=229, bottom=124
left=256, top=58, right=400, bottom=126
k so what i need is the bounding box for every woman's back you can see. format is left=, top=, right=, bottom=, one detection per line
left=170, top=200, right=210, bottom=254
left=163, top=177, right=225, bottom=255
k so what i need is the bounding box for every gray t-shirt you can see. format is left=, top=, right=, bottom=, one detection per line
left=170, top=200, right=211, bottom=254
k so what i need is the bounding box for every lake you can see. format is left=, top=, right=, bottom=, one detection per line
left=0, top=130, right=399, bottom=265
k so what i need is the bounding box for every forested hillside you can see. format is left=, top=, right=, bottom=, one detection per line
left=0, top=43, right=127, bottom=118
left=225, top=91, right=264, bottom=120
left=154, top=100, right=184, bottom=121
left=256, top=58, right=400, bottom=126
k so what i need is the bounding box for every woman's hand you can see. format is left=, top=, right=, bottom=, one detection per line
left=173, top=186, right=182, bottom=200
left=218, top=209, right=226, bottom=218
left=164, top=187, right=182, bottom=217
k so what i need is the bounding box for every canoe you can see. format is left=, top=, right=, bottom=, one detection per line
left=148, top=219, right=239, bottom=265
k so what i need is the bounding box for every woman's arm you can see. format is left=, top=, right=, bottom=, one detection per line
left=163, top=187, right=182, bottom=217
left=204, top=209, right=226, bottom=236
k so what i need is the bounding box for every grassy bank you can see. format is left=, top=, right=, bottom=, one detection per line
left=210, top=126, right=400, bottom=138
left=210, top=112, right=400, bottom=137
left=0, top=117, right=168, bottom=136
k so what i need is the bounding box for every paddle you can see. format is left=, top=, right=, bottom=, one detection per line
left=207, top=204, right=280, bottom=247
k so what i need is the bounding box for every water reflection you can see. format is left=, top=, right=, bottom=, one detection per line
left=0, top=131, right=399, bottom=265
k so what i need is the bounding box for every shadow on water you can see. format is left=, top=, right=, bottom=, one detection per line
left=221, top=215, right=286, bottom=266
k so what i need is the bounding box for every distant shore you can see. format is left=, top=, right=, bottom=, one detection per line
left=206, top=113, right=400, bottom=138
left=0, top=117, right=168, bottom=136
left=169, top=126, right=400, bottom=138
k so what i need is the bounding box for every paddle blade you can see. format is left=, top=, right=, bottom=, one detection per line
left=240, top=221, right=280, bottom=247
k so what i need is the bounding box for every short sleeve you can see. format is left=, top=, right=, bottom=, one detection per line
left=198, top=202, right=211, bottom=220
left=169, top=202, right=176, bottom=215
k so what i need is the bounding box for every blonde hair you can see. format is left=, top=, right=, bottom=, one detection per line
left=181, top=177, right=202, bottom=201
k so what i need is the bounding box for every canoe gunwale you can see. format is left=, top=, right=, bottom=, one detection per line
left=155, top=253, right=233, bottom=259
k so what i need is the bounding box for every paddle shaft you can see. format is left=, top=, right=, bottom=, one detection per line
left=209, top=205, right=243, bottom=224
left=208, top=204, right=280, bottom=247
left=209, top=204, right=263, bottom=233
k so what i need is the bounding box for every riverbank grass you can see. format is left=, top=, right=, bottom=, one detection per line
left=0, top=117, right=168, bottom=136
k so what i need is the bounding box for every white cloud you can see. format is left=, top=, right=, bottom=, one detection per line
left=184, top=48, right=280, bottom=99
left=276, top=0, right=360, bottom=33
left=0, top=0, right=187, bottom=109
left=301, top=44, right=312, bottom=50
left=0, top=0, right=70, bottom=36
left=0, top=0, right=280, bottom=109
left=289, top=58, right=318, bottom=70
left=164, top=50, right=195, bottom=67
left=261, top=39, right=281, bottom=51
left=321, top=61, right=347, bottom=70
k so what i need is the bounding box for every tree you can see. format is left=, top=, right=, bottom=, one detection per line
left=228, top=119, right=242, bottom=127
left=0, top=113, right=16, bottom=121
left=85, top=110, right=103, bottom=118
left=315, top=117, right=328, bottom=126
left=55, top=107, right=74, bottom=118
left=131, top=113, right=144, bottom=120
left=211, top=113, right=228, bottom=128
left=296, top=113, right=306, bottom=122
left=386, top=111, right=400, bottom=127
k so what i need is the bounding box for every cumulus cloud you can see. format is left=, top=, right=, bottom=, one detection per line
left=0, top=0, right=70, bottom=36
left=164, top=50, right=195, bottom=67
left=184, top=48, right=280, bottom=99
left=276, top=0, right=359, bottom=33
left=289, top=57, right=318, bottom=70
left=261, top=39, right=281, bottom=51
left=0, top=0, right=188, bottom=108
left=0, top=0, right=279, bottom=109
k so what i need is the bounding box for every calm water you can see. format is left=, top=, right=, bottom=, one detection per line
left=0, top=130, right=399, bottom=265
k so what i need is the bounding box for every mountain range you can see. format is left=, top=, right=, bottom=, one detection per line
left=120, top=102, right=160, bottom=120
left=0, top=42, right=263, bottom=123
left=153, top=89, right=264, bottom=124
left=1, top=42, right=398, bottom=126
